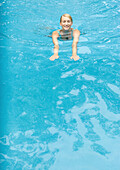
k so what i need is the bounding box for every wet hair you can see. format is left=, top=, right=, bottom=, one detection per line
left=60, top=14, right=73, bottom=23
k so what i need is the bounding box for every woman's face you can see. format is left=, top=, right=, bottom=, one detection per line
left=60, top=16, right=73, bottom=31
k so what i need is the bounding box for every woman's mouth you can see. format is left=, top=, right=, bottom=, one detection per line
left=64, top=26, right=69, bottom=28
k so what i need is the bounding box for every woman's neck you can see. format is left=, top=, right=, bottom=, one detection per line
left=61, top=28, right=72, bottom=33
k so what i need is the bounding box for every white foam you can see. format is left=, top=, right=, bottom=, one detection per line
left=82, top=74, right=96, bottom=81
left=78, top=46, right=91, bottom=54
left=69, top=89, right=80, bottom=96
left=108, top=83, right=120, bottom=96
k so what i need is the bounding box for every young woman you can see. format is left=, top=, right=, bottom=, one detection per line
left=49, top=14, right=80, bottom=61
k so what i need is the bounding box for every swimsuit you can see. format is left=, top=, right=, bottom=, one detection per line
left=56, top=29, right=74, bottom=40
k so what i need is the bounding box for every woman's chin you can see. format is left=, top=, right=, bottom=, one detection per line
left=63, top=27, right=70, bottom=31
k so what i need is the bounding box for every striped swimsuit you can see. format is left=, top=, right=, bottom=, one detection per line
left=56, top=29, right=74, bottom=40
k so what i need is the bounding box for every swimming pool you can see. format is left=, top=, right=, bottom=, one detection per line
left=0, top=0, right=120, bottom=169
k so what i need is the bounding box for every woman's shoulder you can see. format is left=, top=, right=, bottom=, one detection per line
left=52, top=30, right=60, bottom=37
left=73, top=29, right=80, bottom=33
left=73, top=29, right=80, bottom=36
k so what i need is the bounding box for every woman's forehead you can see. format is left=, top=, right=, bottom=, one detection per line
left=61, top=16, right=71, bottom=21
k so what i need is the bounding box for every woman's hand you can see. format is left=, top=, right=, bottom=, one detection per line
left=49, top=54, right=59, bottom=61
left=70, top=55, right=80, bottom=61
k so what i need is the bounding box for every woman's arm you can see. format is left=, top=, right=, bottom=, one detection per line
left=71, top=29, right=80, bottom=61
left=49, top=31, right=59, bottom=61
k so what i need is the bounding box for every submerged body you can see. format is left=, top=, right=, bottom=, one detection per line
left=56, top=28, right=74, bottom=40
left=49, top=14, right=80, bottom=61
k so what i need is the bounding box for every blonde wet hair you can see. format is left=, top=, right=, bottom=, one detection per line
left=60, top=14, right=73, bottom=23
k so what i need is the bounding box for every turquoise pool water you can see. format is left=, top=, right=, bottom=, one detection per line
left=0, top=0, right=120, bottom=169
